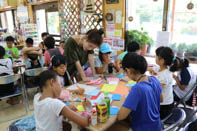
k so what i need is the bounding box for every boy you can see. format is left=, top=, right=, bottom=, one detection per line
left=4, top=36, right=19, bottom=59
left=39, top=32, right=49, bottom=54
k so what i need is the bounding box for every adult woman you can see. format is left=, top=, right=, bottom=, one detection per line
left=63, top=29, right=103, bottom=81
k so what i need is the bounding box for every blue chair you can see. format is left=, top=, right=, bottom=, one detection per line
left=0, top=74, right=28, bottom=123
left=163, top=108, right=186, bottom=131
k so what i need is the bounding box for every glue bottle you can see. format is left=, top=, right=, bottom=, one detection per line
left=104, top=92, right=110, bottom=118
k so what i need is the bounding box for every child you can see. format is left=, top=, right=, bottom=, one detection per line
left=94, top=43, right=112, bottom=74
left=114, top=41, right=140, bottom=72
left=59, top=41, right=64, bottom=50
left=117, top=52, right=162, bottom=131
left=34, top=70, right=89, bottom=131
left=0, top=45, right=15, bottom=95
left=51, top=55, right=84, bottom=95
left=44, top=36, right=64, bottom=66
left=39, top=32, right=49, bottom=54
left=22, top=38, right=44, bottom=69
left=4, top=36, right=19, bottom=59
left=170, top=57, right=197, bottom=106
left=154, top=46, right=174, bottom=119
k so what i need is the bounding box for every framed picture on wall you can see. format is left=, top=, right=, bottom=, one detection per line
left=106, top=0, right=119, bottom=4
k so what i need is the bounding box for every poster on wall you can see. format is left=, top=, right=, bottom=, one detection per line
left=106, top=0, right=119, bottom=4
left=103, top=38, right=124, bottom=50
left=116, top=10, right=122, bottom=24
left=156, top=31, right=170, bottom=47
left=17, top=6, right=28, bottom=23
left=106, top=24, right=115, bottom=38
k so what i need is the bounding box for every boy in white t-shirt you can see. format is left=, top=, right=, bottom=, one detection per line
left=34, top=70, right=89, bottom=131
left=153, top=46, right=175, bottom=119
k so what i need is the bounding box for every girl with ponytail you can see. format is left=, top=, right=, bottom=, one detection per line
left=170, top=57, right=197, bottom=106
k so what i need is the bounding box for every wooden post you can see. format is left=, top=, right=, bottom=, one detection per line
left=170, top=0, right=176, bottom=42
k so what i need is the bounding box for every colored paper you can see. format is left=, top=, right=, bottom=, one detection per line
left=91, top=92, right=102, bottom=100
left=90, top=93, right=112, bottom=104
left=128, top=80, right=136, bottom=84
left=114, top=29, right=122, bottom=38
left=65, top=102, right=70, bottom=105
left=66, top=84, right=97, bottom=95
left=126, top=83, right=136, bottom=87
left=118, top=74, right=125, bottom=79
left=76, top=105, right=85, bottom=112
left=101, top=84, right=117, bottom=92
left=112, top=94, right=121, bottom=101
left=107, top=77, right=119, bottom=85
left=89, top=89, right=100, bottom=96
left=114, top=85, right=129, bottom=96
left=110, top=107, right=119, bottom=115
left=85, top=79, right=102, bottom=85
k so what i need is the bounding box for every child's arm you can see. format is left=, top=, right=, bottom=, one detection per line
left=160, top=93, right=163, bottom=102
left=173, top=74, right=187, bottom=90
left=95, top=63, right=108, bottom=74
left=60, top=106, right=89, bottom=127
left=117, top=107, right=131, bottom=121
left=21, top=47, right=40, bottom=54
left=69, top=88, right=84, bottom=95
left=114, top=59, right=121, bottom=72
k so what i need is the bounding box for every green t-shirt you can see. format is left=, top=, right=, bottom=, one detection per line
left=117, top=51, right=128, bottom=61
left=4, top=46, right=19, bottom=59
left=63, top=37, right=94, bottom=75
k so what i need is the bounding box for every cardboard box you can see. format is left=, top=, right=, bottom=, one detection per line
left=7, top=0, right=17, bottom=7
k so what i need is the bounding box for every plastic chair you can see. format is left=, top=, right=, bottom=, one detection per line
left=163, top=108, right=186, bottom=131
left=0, top=74, right=28, bottom=123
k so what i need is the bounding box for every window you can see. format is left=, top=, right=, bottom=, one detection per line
left=5, top=11, right=14, bottom=33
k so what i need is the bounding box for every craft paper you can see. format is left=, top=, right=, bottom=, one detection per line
left=114, top=30, right=122, bottom=38
left=65, top=102, right=70, bottom=105
left=114, top=85, right=129, bottom=96
left=126, top=83, right=136, bottom=87
left=107, top=77, right=119, bottom=85
left=90, top=93, right=112, bottom=104
left=118, top=74, right=125, bottom=79
left=110, top=106, right=119, bottom=115
left=85, top=79, right=102, bottom=85
left=76, top=105, right=85, bottom=112
left=112, top=94, right=121, bottom=101
left=66, top=84, right=97, bottom=95
left=89, top=89, right=100, bottom=96
left=128, top=80, right=136, bottom=84
left=101, top=84, right=117, bottom=92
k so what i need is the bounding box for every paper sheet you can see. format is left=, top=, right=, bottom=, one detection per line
left=128, top=80, right=136, bottom=84
left=110, top=106, right=119, bottom=115
left=101, top=84, right=117, bottom=92
left=76, top=105, right=85, bottom=112
left=66, top=84, right=97, bottom=95
left=90, top=93, right=112, bottom=104
left=89, top=89, right=100, bottom=96
left=107, top=77, right=119, bottom=85
left=112, top=94, right=121, bottom=101
left=116, top=11, right=122, bottom=24
left=114, top=85, right=129, bottom=96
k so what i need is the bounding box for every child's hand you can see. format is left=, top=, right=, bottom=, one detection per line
left=76, top=88, right=85, bottom=95
left=82, top=77, right=91, bottom=82
left=68, top=104, right=78, bottom=112
left=173, top=74, right=178, bottom=80
left=82, top=98, right=91, bottom=112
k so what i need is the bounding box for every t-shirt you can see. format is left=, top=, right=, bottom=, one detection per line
left=123, top=76, right=162, bottom=131
left=24, top=56, right=44, bottom=69
left=34, top=93, right=65, bottom=131
left=174, top=67, right=197, bottom=101
left=94, top=56, right=108, bottom=73
left=4, top=46, right=19, bottom=59
left=117, top=51, right=128, bottom=61
left=0, top=58, right=13, bottom=75
left=63, top=37, right=94, bottom=75
left=44, top=48, right=63, bottom=66
left=157, top=69, right=174, bottom=105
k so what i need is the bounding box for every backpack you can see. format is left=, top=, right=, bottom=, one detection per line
left=27, top=54, right=41, bottom=70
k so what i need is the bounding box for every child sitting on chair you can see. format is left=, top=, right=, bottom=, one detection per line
left=117, top=52, right=162, bottom=131
left=34, top=70, right=89, bottom=131
left=170, top=57, right=197, bottom=106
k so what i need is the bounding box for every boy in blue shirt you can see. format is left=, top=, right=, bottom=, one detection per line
left=117, top=52, right=163, bottom=131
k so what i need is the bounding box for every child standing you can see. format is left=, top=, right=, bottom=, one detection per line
left=118, top=52, right=162, bottom=131
left=94, top=43, right=112, bottom=74
left=4, top=36, right=19, bottom=59
left=34, top=70, right=89, bottom=131
left=154, top=46, right=174, bottom=119
left=170, top=57, right=197, bottom=106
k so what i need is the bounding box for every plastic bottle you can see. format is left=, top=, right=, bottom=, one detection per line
left=91, top=108, right=97, bottom=126
left=104, top=92, right=110, bottom=118
left=97, top=99, right=108, bottom=123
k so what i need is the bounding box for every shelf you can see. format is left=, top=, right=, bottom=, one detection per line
left=0, top=6, right=17, bottom=12
left=28, top=0, right=58, bottom=6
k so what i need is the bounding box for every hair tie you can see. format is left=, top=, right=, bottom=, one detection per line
left=172, top=57, right=176, bottom=61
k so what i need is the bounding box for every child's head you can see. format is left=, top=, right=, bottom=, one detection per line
left=99, top=43, right=112, bottom=63
left=122, top=52, right=147, bottom=80
left=37, top=70, right=61, bottom=97
left=25, top=38, right=34, bottom=47
left=155, top=46, right=174, bottom=67
left=59, top=41, right=64, bottom=48
left=170, top=57, right=189, bottom=72
left=83, top=29, right=104, bottom=51
left=52, top=55, right=67, bottom=76
left=127, top=41, right=141, bottom=54
left=44, top=36, right=55, bottom=50
left=0, top=46, right=5, bottom=58
left=5, top=36, right=14, bottom=48
left=41, top=32, right=49, bottom=41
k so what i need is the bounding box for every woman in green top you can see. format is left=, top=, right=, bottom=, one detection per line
left=63, top=29, right=103, bottom=81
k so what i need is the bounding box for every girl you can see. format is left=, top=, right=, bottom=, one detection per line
left=170, top=57, right=196, bottom=106
left=154, top=46, right=174, bottom=119
left=63, top=29, right=103, bottom=81
left=51, top=55, right=84, bottom=96
left=114, top=41, right=141, bottom=72
left=118, top=52, right=162, bottom=131
left=94, top=43, right=112, bottom=74
left=34, top=70, right=89, bottom=131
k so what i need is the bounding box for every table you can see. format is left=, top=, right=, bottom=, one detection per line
left=66, top=79, right=131, bottom=131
